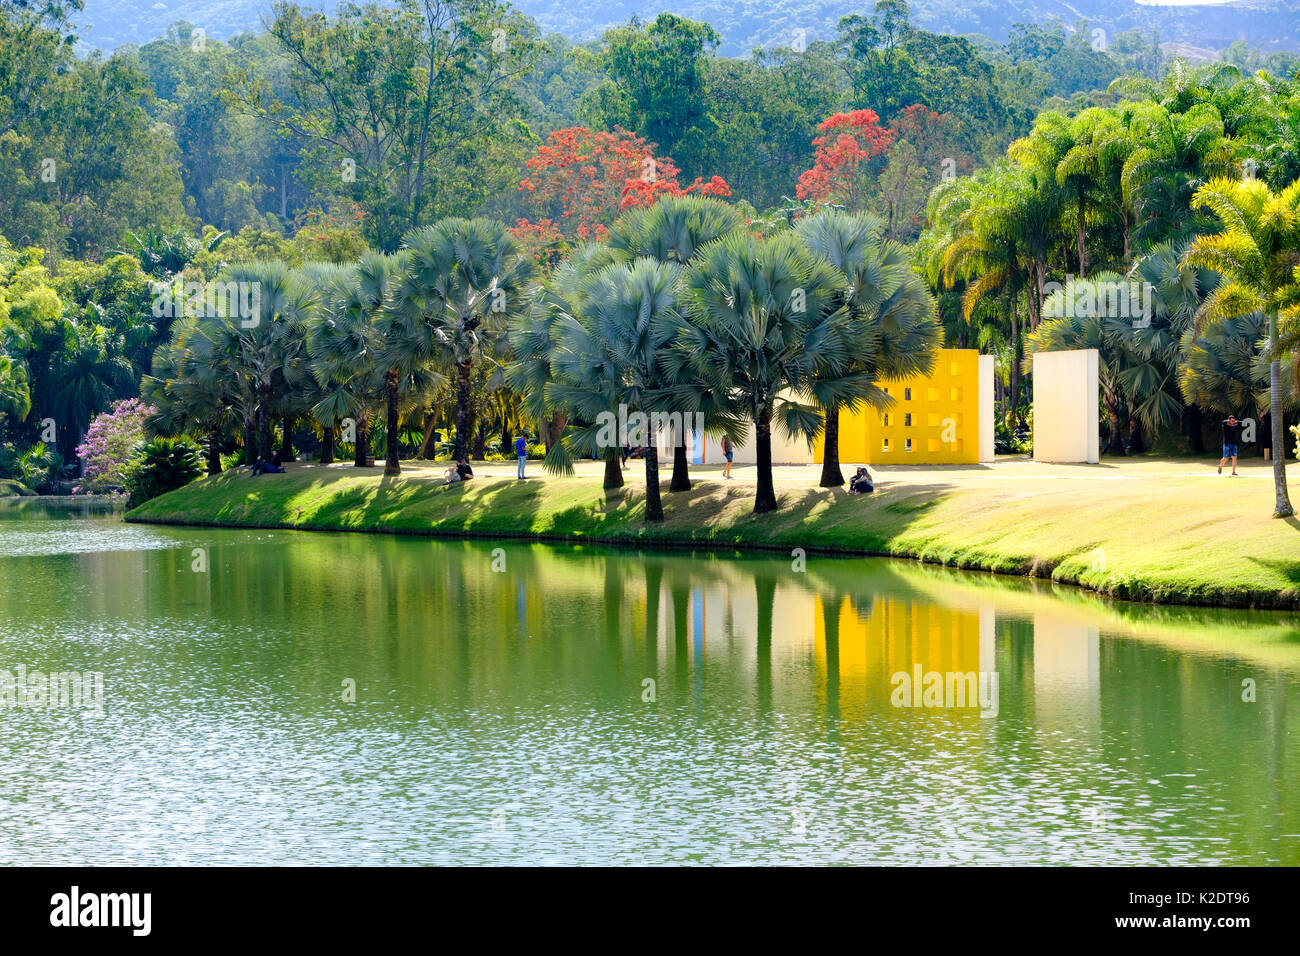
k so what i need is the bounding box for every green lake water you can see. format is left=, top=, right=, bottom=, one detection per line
left=1, top=497, right=1298, bottom=865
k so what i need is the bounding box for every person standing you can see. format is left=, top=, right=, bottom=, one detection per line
left=515, top=434, right=528, bottom=479
left=1219, top=415, right=1242, bottom=476
left=721, top=435, right=734, bottom=479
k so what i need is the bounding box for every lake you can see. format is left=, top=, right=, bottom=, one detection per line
left=1, top=498, right=1297, bottom=864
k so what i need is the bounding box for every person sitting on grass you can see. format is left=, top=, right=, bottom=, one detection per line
left=443, top=463, right=462, bottom=485
left=848, top=466, right=874, bottom=495
left=456, top=459, right=474, bottom=481
left=1219, top=415, right=1242, bottom=476
left=250, top=452, right=285, bottom=477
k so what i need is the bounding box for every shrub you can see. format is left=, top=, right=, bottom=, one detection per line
left=77, top=398, right=155, bottom=493
left=1, top=441, right=61, bottom=492
left=124, top=437, right=203, bottom=508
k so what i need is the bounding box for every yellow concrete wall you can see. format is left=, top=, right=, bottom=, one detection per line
left=815, top=349, right=984, bottom=465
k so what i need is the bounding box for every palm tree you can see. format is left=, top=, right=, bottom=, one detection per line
left=142, top=319, right=235, bottom=476
left=608, top=195, right=746, bottom=490
left=1180, top=312, right=1278, bottom=434
left=795, top=210, right=940, bottom=486
left=509, top=243, right=623, bottom=487
left=392, top=217, right=533, bottom=462
left=1125, top=243, right=1219, bottom=451
left=307, top=261, right=394, bottom=470
left=542, top=257, right=686, bottom=522
left=923, top=166, right=1045, bottom=424
left=1124, top=100, right=1235, bottom=249
left=50, top=322, right=134, bottom=460
left=678, top=231, right=851, bottom=513
left=1012, top=111, right=1094, bottom=275
left=219, top=262, right=315, bottom=463
left=1186, top=176, right=1299, bottom=517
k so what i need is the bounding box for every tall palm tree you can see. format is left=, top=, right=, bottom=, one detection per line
left=795, top=210, right=940, bottom=486
left=50, top=322, right=135, bottom=460
left=509, top=243, right=623, bottom=487
left=924, top=167, right=1042, bottom=423
left=392, top=217, right=533, bottom=462
left=1186, top=176, right=1299, bottom=517
left=1180, top=312, right=1278, bottom=432
left=220, top=262, right=315, bottom=463
left=1124, top=243, right=1219, bottom=451
left=541, top=257, right=686, bottom=521
left=142, top=319, right=235, bottom=476
left=1124, top=100, right=1236, bottom=249
left=678, top=231, right=852, bottom=514
left=608, top=195, right=746, bottom=491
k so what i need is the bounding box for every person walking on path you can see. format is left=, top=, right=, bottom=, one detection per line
left=515, top=435, right=528, bottom=479
left=1219, top=415, right=1242, bottom=476
left=721, top=435, right=734, bottom=479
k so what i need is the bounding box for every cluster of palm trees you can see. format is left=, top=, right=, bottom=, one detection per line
left=145, top=218, right=533, bottom=479
left=144, top=196, right=941, bottom=518
left=511, top=196, right=939, bottom=516
left=921, top=62, right=1300, bottom=517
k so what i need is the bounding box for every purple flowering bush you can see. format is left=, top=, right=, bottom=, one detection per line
left=76, top=398, right=155, bottom=494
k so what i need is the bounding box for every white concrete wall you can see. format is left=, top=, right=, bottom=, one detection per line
left=1032, top=349, right=1100, bottom=464
left=978, top=354, right=996, bottom=462
left=694, top=426, right=814, bottom=465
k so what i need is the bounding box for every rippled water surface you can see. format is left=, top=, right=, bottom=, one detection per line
left=1, top=497, right=1298, bottom=864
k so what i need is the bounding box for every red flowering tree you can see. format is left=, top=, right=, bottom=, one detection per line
left=795, top=110, right=897, bottom=213
left=517, top=126, right=730, bottom=241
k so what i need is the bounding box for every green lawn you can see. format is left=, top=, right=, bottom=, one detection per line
left=125, top=459, right=1300, bottom=609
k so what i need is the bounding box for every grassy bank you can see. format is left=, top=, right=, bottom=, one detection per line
left=124, top=459, right=1300, bottom=610
left=0, top=479, right=35, bottom=497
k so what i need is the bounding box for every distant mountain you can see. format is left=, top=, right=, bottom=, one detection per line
left=74, top=0, right=1300, bottom=56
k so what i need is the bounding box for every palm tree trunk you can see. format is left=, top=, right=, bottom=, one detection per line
left=1104, top=389, right=1125, bottom=456
left=416, top=412, right=437, bottom=459
left=454, top=361, right=472, bottom=462
left=754, top=405, right=778, bottom=514
left=280, top=414, right=294, bottom=461
left=500, top=416, right=511, bottom=458
left=243, top=416, right=256, bottom=465
left=354, top=416, right=370, bottom=467
left=819, top=405, right=844, bottom=487
left=384, top=369, right=401, bottom=476
left=257, top=386, right=272, bottom=462
left=669, top=437, right=691, bottom=492
left=1076, top=188, right=1088, bottom=274
left=1269, top=339, right=1294, bottom=516
left=1009, top=299, right=1021, bottom=427
left=207, top=424, right=222, bottom=476
left=544, top=412, right=566, bottom=451
left=604, top=447, right=624, bottom=489
left=1127, top=413, right=1145, bottom=454
left=472, top=421, right=487, bottom=461
left=1185, top=404, right=1204, bottom=455
left=644, top=423, right=664, bottom=522
left=320, top=424, right=335, bottom=464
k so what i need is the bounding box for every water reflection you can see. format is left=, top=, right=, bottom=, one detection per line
left=1, top=501, right=1298, bottom=864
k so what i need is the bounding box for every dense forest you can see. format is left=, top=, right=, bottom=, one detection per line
left=1, top=0, right=1298, bottom=516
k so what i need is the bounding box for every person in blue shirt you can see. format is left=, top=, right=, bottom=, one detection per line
left=514, top=435, right=527, bottom=479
